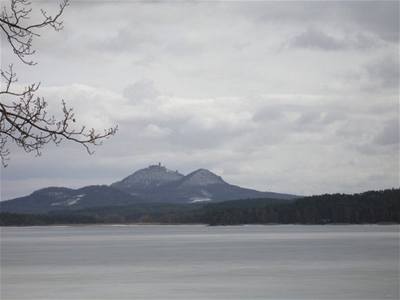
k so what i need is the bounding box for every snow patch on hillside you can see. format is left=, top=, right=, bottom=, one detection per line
left=51, top=194, right=85, bottom=206
left=190, top=197, right=211, bottom=203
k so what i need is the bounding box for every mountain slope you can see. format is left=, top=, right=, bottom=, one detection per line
left=0, top=185, right=140, bottom=214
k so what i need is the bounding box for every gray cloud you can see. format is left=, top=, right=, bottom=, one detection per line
left=287, top=28, right=378, bottom=51
left=344, top=1, right=399, bottom=43
left=364, top=56, right=400, bottom=90
left=123, top=80, right=160, bottom=103
left=289, top=28, right=346, bottom=51
left=374, top=119, right=399, bottom=146
left=93, top=28, right=152, bottom=54
left=247, top=1, right=399, bottom=43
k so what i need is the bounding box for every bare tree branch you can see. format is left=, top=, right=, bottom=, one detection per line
left=0, top=0, right=69, bottom=65
left=0, top=0, right=117, bottom=167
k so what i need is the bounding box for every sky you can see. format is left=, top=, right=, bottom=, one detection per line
left=1, top=0, right=399, bottom=200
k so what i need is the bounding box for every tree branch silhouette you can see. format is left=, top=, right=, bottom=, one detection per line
left=0, top=0, right=117, bottom=166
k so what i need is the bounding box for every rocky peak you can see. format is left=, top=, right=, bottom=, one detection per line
left=112, top=164, right=184, bottom=191
left=179, top=169, right=226, bottom=187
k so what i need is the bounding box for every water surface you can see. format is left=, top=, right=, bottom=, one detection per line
left=1, top=225, right=398, bottom=300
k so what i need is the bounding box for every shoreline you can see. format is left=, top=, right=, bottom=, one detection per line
left=1, top=222, right=399, bottom=228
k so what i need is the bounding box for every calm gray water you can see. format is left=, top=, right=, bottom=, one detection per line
left=0, top=225, right=398, bottom=300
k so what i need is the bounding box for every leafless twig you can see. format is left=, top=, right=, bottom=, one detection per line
left=0, top=0, right=117, bottom=166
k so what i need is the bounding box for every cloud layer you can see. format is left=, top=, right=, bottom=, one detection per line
left=1, top=1, right=398, bottom=199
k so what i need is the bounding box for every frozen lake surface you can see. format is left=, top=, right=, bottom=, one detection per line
left=1, top=225, right=399, bottom=300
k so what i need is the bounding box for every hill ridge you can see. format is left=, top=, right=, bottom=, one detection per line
left=1, top=164, right=298, bottom=214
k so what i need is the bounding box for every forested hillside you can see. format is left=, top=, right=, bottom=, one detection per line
left=202, top=189, right=399, bottom=225
left=1, top=189, right=398, bottom=226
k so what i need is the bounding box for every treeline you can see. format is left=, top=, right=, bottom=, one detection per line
left=1, top=189, right=399, bottom=226
left=0, top=203, right=202, bottom=226
left=202, top=189, right=400, bottom=225
left=0, top=212, right=97, bottom=226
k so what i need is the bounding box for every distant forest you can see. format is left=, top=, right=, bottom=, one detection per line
left=1, top=189, right=399, bottom=226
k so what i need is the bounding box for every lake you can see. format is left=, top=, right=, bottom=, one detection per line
left=1, top=225, right=398, bottom=300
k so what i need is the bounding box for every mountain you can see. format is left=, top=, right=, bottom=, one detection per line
left=1, top=164, right=298, bottom=214
left=111, top=164, right=184, bottom=194
left=112, top=166, right=297, bottom=204
left=0, top=185, right=140, bottom=214
left=179, top=169, right=226, bottom=187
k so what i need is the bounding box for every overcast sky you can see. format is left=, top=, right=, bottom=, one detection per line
left=1, top=0, right=399, bottom=200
